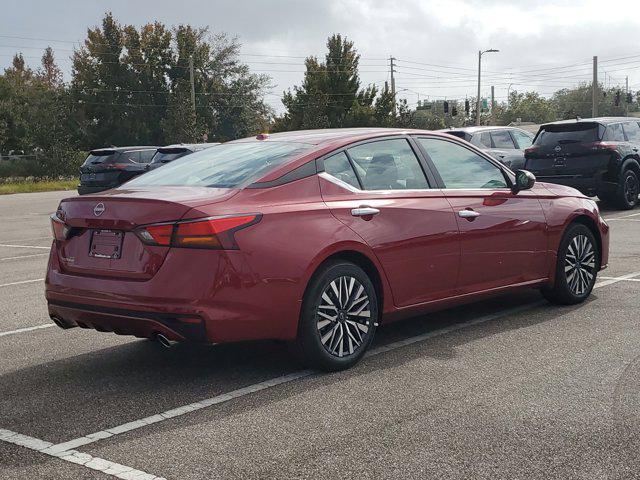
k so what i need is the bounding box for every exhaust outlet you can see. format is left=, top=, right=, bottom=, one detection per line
left=50, top=315, right=70, bottom=329
left=155, top=333, right=176, bottom=349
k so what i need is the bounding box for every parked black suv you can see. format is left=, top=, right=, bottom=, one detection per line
left=525, top=117, right=640, bottom=209
left=78, top=146, right=158, bottom=195
left=442, top=126, right=534, bottom=169
left=147, top=143, right=220, bottom=170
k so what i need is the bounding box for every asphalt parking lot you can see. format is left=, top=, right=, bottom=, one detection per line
left=1, top=191, right=639, bottom=480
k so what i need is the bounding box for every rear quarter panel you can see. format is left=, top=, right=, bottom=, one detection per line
left=180, top=175, right=392, bottom=342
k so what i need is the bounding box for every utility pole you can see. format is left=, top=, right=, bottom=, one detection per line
left=389, top=56, right=397, bottom=117
left=592, top=56, right=598, bottom=118
left=626, top=76, right=629, bottom=116
left=476, top=51, right=482, bottom=126
left=476, top=49, right=499, bottom=126
left=491, top=85, right=495, bottom=125
left=189, top=55, right=196, bottom=123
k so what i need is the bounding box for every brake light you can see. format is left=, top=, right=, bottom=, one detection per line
left=136, top=224, right=173, bottom=246
left=50, top=214, right=70, bottom=241
left=105, top=163, right=133, bottom=170
left=134, top=214, right=260, bottom=250
left=524, top=146, right=539, bottom=155
left=586, top=141, right=617, bottom=151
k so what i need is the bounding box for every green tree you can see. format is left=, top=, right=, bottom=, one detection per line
left=277, top=34, right=392, bottom=131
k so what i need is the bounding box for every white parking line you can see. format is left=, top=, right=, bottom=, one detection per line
left=39, top=271, right=640, bottom=451
left=0, top=324, right=55, bottom=337
left=0, top=429, right=166, bottom=480
left=0, top=243, right=50, bottom=250
left=1, top=253, right=49, bottom=261
left=594, top=271, right=640, bottom=288
left=599, top=276, right=640, bottom=283
left=0, top=278, right=44, bottom=288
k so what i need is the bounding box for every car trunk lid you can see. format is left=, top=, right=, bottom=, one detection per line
left=55, top=187, right=239, bottom=280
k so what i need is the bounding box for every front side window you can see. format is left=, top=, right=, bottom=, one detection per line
left=511, top=130, right=534, bottom=149
left=491, top=130, right=516, bottom=149
left=622, top=122, right=640, bottom=142
left=323, top=152, right=360, bottom=189
left=347, top=139, right=429, bottom=190
left=417, top=137, right=508, bottom=189
left=126, top=141, right=312, bottom=189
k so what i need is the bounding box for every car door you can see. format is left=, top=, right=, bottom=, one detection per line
left=318, top=137, right=461, bottom=307
left=415, top=136, right=548, bottom=294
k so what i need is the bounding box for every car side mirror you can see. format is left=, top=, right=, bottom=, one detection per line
left=513, top=169, right=536, bottom=193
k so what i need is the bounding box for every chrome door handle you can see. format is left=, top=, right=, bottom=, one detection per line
left=458, top=209, right=480, bottom=219
left=351, top=207, right=380, bottom=217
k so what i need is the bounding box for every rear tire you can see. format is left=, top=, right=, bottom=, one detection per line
left=614, top=168, right=639, bottom=210
left=294, top=260, right=379, bottom=371
left=542, top=224, right=599, bottom=305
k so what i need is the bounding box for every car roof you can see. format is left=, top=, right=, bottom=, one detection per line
left=233, top=128, right=459, bottom=184
left=540, top=117, right=639, bottom=128
left=440, top=126, right=519, bottom=134
left=90, top=146, right=158, bottom=153
left=159, top=143, right=220, bottom=150
left=229, top=128, right=442, bottom=146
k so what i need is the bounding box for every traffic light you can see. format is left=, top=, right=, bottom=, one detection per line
left=627, top=92, right=633, bottom=104
left=452, top=104, right=458, bottom=116
left=465, top=99, right=470, bottom=114
left=615, top=90, right=621, bottom=106
left=443, top=101, right=449, bottom=114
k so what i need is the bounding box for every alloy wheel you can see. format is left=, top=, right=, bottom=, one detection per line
left=564, top=234, right=596, bottom=295
left=624, top=172, right=639, bottom=205
left=316, top=276, right=372, bottom=357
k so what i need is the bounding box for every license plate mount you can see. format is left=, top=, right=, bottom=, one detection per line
left=89, top=230, right=124, bottom=259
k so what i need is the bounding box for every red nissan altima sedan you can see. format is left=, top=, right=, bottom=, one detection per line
left=46, top=128, right=609, bottom=370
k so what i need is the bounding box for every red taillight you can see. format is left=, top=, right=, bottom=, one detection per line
left=135, top=214, right=260, bottom=250
left=524, top=146, right=539, bottom=155
left=138, top=224, right=174, bottom=246
left=50, top=214, right=70, bottom=241
left=585, top=141, right=617, bottom=151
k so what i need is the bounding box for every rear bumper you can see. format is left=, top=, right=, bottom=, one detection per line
left=45, top=243, right=304, bottom=344
left=77, top=184, right=115, bottom=195
left=534, top=175, right=616, bottom=197
left=48, top=301, right=207, bottom=342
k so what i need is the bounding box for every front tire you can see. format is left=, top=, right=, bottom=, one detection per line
left=294, top=260, right=379, bottom=371
left=542, top=224, right=599, bottom=305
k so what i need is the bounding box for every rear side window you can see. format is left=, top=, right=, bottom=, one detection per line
left=604, top=123, right=625, bottom=142
left=151, top=148, right=190, bottom=164
left=323, top=152, right=360, bottom=189
left=126, top=142, right=312, bottom=189
left=139, top=149, right=156, bottom=163
left=535, top=123, right=601, bottom=146
left=82, top=151, right=117, bottom=166
left=622, top=122, right=640, bottom=142
left=479, top=132, right=492, bottom=148
left=490, top=130, right=516, bottom=149
left=418, top=137, right=508, bottom=189
left=347, top=139, right=429, bottom=190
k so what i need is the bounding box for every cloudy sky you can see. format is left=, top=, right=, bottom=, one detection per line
left=2, top=0, right=639, bottom=113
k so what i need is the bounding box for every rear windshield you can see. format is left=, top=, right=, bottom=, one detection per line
left=445, top=131, right=469, bottom=141
left=535, top=123, right=602, bottom=146
left=151, top=148, right=190, bottom=164
left=125, top=142, right=312, bottom=189
left=82, top=150, right=117, bottom=166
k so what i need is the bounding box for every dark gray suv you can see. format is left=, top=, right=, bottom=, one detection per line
left=441, top=126, right=534, bottom=170
left=525, top=117, right=640, bottom=209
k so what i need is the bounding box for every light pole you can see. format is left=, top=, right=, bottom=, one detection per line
left=476, top=49, right=499, bottom=125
